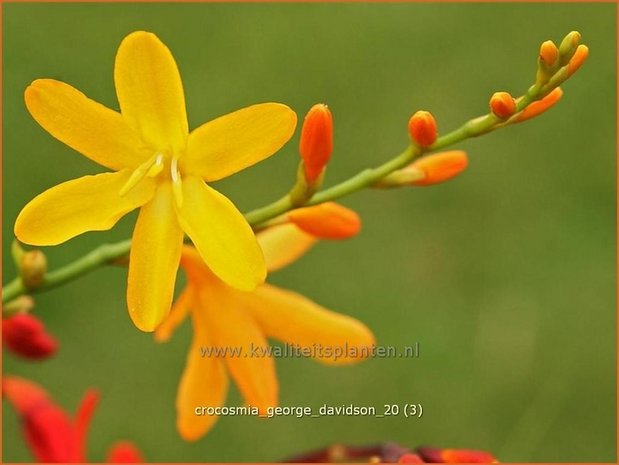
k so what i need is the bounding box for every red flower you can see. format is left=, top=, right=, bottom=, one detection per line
left=3, top=313, right=57, bottom=359
left=2, top=376, right=143, bottom=463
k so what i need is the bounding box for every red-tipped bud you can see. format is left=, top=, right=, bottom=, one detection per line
left=490, top=92, right=517, bottom=119
left=107, top=441, right=145, bottom=463
left=408, top=111, right=438, bottom=147
left=299, top=104, right=333, bottom=183
left=287, top=202, right=361, bottom=239
left=398, top=453, right=424, bottom=463
left=2, top=313, right=58, bottom=359
left=408, top=150, right=468, bottom=186
left=539, top=40, right=559, bottom=66
left=516, top=87, right=563, bottom=122
left=567, top=44, right=589, bottom=77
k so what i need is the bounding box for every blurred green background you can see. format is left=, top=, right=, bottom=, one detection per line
left=2, top=3, right=616, bottom=463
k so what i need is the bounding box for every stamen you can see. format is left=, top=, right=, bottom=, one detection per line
left=171, top=157, right=184, bottom=208
left=119, top=153, right=162, bottom=197
left=147, top=154, right=164, bottom=177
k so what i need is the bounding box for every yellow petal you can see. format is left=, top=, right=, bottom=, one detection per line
left=245, top=284, right=376, bottom=365
left=257, top=224, right=317, bottom=272
left=198, top=282, right=278, bottom=412
left=154, top=287, right=192, bottom=343
left=176, top=300, right=229, bottom=441
left=114, top=31, right=188, bottom=155
left=183, top=103, right=297, bottom=181
left=176, top=176, right=265, bottom=291
left=127, top=183, right=183, bottom=332
left=24, top=79, right=148, bottom=171
left=14, top=170, right=155, bottom=246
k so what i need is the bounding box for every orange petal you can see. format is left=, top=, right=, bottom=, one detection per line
left=257, top=223, right=317, bottom=272
left=154, top=287, right=192, bottom=343
left=194, top=273, right=278, bottom=412
left=176, top=298, right=229, bottom=441
left=244, top=284, right=376, bottom=365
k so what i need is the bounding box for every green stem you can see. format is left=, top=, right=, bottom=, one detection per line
left=2, top=240, right=131, bottom=304
left=0, top=75, right=561, bottom=311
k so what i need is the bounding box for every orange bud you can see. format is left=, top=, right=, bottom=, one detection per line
left=489, top=91, right=517, bottom=118
left=539, top=40, right=558, bottom=66
left=287, top=202, right=361, bottom=239
left=408, top=150, right=468, bottom=186
left=107, top=441, right=144, bottom=463
left=440, top=449, right=498, bottom=463
left=398, top=453, right=424, bottom=463
left=408, top=111, right=437, bottom=147
left=568, top=44, right=589, bottom=76
left=516, top=87, right=563, bottom=122
left=299, top=104, right=333, bottom=183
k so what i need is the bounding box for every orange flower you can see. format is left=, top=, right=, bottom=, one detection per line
left=408, top=111, right=437, bottom=148
left=155, top=203, right=374, bottom=441
left=489, top=92, right=517, bottom=119
left=299, top=104, right=333, bottom=182
left=2, top=313, right=58, bottom=360
left=2, top=376, right=143, bottom=463
left=515, top=87, right=563, bottom=123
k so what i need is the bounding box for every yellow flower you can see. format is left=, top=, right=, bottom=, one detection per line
left=155, top=203, right=375, bottom=440
left=14, top=31, right=297, bottom=331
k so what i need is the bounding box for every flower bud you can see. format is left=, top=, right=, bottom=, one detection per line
left=3, top=295, right=35, bottom=317
left=20, top=250, right=47, bottom=288
left=489, top=91, right=517, bottom=119
left=408, top=111, right=437, bottom=147
left=398, top=453, right=424, bottom=463
left=106, top=441, right=144, bottom=463
left=567, top=44, right=589, bottom=77
left=559, top=31, right=581, bottom=65
left=417, top=447, right=497, bottom=463
left=287, top=202, right=361, bottom=239
left=408, top=150, right=468, bottom=186
left=2, top=313, right=58, bottom=359
left=299, top=104, right=333, bottom=183
left=539, top=40, right=559, bottom=66
left=516, top=87, right=563, bottom=123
